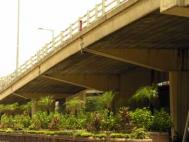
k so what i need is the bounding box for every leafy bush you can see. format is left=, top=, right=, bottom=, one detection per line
left=110, top=133, right=130, bottom=138
left=130, top=108, right=153, bottom=130
left=29, top=111, right=50, bottom=129
left=85, top=96, right=103, bottom=112
left=13, top=114, right=31, bottom=130
left=19, top=102, right=32, bottom=114
left=100, top=109, right=117, bottom=131
left=0, top=103, right=19, bottom=115
left=128, top=86, right=158, bottom=109
left=38, top=96, right=54, bottom=113
left=48, top=112, right=62, bottom=130
left=151, top=108, right=172, bottom=132
left=130, top=128, right=149, bottom=139
left=60, top=113, right=87, bottom=130
left=65, top=98, right=84, bottom=114
left=86, top=111, right=102, bottom=131
left=85, top=91, right=115, bottom=112
left=116, top=107, right=133, bottom=132
left=0, top=114, right=14, bottom=128
left=74, top=130, right=93, bottom=137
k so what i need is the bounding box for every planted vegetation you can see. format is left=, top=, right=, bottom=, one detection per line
left=0, top=88, right=172, bottom=139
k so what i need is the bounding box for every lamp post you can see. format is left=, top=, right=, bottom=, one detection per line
left=16, top=0, right=20, bottom=69
left=38, top=27, right=55, bottom=44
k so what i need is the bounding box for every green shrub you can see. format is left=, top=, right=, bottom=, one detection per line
left=38, top=96, right=54, bottom=113
left=117, top=107, right=133, bottom=132
left=74, top=130, right=93, bottom=137
left=128, top=86, right=158, bottom=109
left=60, top=113, right=87, bottom=130
left=48, top=112, right=62, bottom=130
left=130, top=128, right=149, bottom=139
left=19, top=102, right=32, bottom=114
left=66, top=98, right=85, bottom=114
left=85, top=91, right=115, bottom=112
left=13, top=114, right=31, bottom=130
left=151, top=109, right=172, bottom=132
left=100, top=109, right=117, bottom=131
left=29, top=111, right=50, bottom=129
left=130, top=108, right=153, bottom=130
left=85, top=96, right=103, bottom=112
left=0, top=114, right=14, bottom=128
left=86, top=111, right=102, bottom=131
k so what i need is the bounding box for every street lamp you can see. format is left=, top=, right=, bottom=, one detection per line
left=16, top=0, right=20, bottom=69
left=38, top=27, right=55, bottom=44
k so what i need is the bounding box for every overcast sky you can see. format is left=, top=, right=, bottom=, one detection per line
left=0, top=0, right=101, bottom=76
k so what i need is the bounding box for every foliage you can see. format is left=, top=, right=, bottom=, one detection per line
left=86, top=111, right=102, bottom=131
left=86, top=109, right=117, bottom=132
left=85, top=96, right=103, bottom=112
left=128, top=86, right=158, bottom=109
left=29, top=111, right=50, bottom=129
left=116, top=107, right=133, bottom=132
left=85, top=91, right=115, bottom=112
left=130, top=128, right=149, bottom=139
left=48, top=112, right=62, bottom=130
left=13, top=114, right=31, bottom=130
left=99, top=91, right=115, bottom=110
left=38, top=96, right=54, bottom=113
left=100, top=109, right=117, bottom=131
left=0, top=103, right=19, bottom=115
left=65, top=98, right=84, bottom=114
left=74, top=130, right=93, bottom=137
left=130, top=108, right=153, bottom=130
left=151, top=108, right=172, bottom=132
left=19, top=102, right=32, bottom=114
left=0, top=114, right=14, bottom=128
left=60, top=113, right=87, bottom=130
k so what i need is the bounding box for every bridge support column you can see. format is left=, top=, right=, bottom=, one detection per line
left=31, top=99, right=38, bottom=117
left=113, top=68, right=152, bottom=109
left=169, top=71, right=189, bottom=140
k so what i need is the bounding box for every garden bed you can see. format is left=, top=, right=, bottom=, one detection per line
left=0, top=132, right=152, bottom=142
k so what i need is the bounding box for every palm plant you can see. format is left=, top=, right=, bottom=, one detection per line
left=65, top=97, right=85, bottom=114
left=38, top=96, right=54, bottom=113
left=99, top=91, right=115, bottom=110
left=128, top=86, right=158, bottom=110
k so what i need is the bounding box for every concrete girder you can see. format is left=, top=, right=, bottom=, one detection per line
left=41, top=74, right=120, bottom=92
left=85, top=48, right=188, bottom=71
left=16, top=92, right=73, bottom=99
left=161, top=0, right=189, bottom=17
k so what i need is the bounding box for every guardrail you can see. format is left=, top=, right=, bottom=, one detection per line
left=0, top=0, right=128, bottom=93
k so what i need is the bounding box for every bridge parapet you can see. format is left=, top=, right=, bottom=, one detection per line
left=0, top=0, right=130, bottom=93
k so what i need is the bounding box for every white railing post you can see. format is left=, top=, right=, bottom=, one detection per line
left=61, top=31, right=64, bottom=42
left=117, top=0, right=121, bottom=4
left=87, top=10, right=90, bottom=25
left=102, top=0, right=106, bottom=15
left=70, top=24, right=73, bottom=37
left=95, top=4, right=99, bottom=19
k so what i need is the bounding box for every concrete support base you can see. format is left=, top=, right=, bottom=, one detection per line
left=169, top=71, right=189, bottom=140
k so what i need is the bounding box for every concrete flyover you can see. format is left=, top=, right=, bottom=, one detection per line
left=0, top=0, right=188, bottom=140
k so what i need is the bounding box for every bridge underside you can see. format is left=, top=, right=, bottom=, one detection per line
left=0, top=3, right=189, bottom=140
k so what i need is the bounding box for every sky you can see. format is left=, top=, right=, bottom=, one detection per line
left=0, top=0, right=101, bottom=76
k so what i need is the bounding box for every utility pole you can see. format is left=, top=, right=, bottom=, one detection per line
left=16, top=0, right=20, bottom=69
